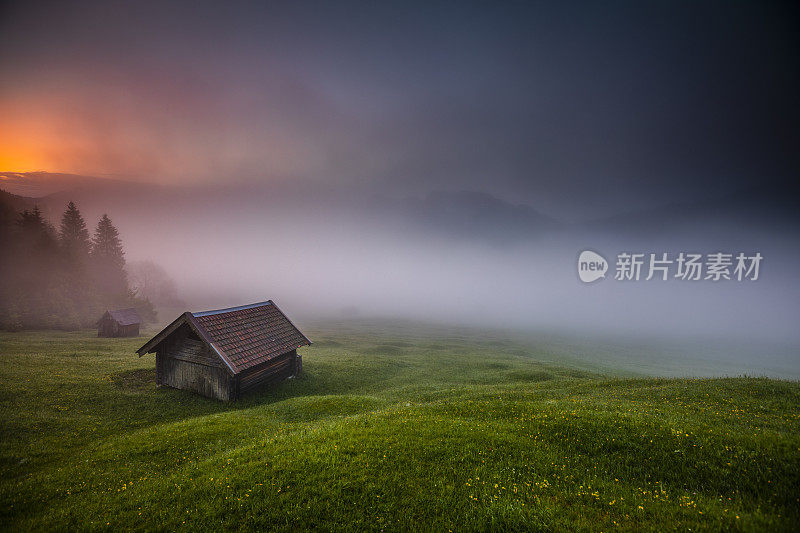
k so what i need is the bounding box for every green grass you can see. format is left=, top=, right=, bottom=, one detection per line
left=0, top=321, right=798, bottom=531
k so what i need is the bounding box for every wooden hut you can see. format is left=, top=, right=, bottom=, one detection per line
left=97, top=308, right=142, bottom=337
left=136, top=301, right=311, bottom=401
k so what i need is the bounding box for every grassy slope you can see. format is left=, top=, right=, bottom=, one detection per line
left=0, top=322, right=798, bottom=531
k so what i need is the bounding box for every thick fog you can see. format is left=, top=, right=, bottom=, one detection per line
left=31, top=181, right=792, bottom=374
left=1, top=173, right=797, bottom=377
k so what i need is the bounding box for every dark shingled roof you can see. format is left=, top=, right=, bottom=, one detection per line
left=103, top=308, right=142, bottom=326
left=192, top=301, right=310, bottom=372
left=136, top=301, right=311, bottom=374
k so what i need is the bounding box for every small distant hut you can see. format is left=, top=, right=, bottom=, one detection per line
left=97, top=308, right=142, bottom=337
left=136, top=301, right=311, bottom=401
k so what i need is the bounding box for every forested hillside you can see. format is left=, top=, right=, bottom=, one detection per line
left=0, top=189, right=154, bottom=330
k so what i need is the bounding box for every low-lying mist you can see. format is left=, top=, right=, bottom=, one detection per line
left=69, top=183, right=793, bottom=358
left=18, top=179, right=798, bottom=376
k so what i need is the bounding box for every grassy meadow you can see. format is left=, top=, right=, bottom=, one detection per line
left=0, top=320, right=798, bottom=531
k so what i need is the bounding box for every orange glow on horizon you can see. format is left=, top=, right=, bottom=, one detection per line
left=0, top=107, right=63, bottom=174
left=0, top=150, right=54, bottom=174
left=0, top=82, right=318, bottom=182
left=0, top=94, right=97, bottom=176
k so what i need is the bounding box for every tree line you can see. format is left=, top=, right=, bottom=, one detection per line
left=0, top=201, right=155, bottom=330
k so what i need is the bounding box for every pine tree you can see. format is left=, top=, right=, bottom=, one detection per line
left=91, top=214, right=127, bottom=295
left=17, top=206, right=57, bottom=248
left=91, top=214, right=125, bottom=267
left=59, top=202, right=90, bottom=257
left=10, top=206, right=63, bottom=329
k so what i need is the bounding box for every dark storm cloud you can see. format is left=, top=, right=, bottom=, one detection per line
left=1, top=0, right=797, bottom=217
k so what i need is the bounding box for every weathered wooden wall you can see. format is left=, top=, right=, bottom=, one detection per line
left=98, top=319, right=139, bottom=337
left=236, top=349, right=297, bottom=397
left=161, top=357, right=231, bottom=400
left=156, top=324, right=233, bottom=400
left=97, top=318, right=117, bottom=337
left=119, top=323, right=139, bottom=337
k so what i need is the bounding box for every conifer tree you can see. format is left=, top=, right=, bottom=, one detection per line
left=59, top=202, right=90, bottom=257
left=8, top=206, right=62, bottom=328
left=91, top=214, right=127, bottom=294
left=17, top=206, right=57, bottom=248
left=91, top=214, right=124, bottom=266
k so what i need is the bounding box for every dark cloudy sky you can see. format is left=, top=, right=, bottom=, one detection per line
left=1, top=0, right=798, bottom=216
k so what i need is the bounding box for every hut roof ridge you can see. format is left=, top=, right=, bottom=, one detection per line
left=191, top=301, right=273, bottom=317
